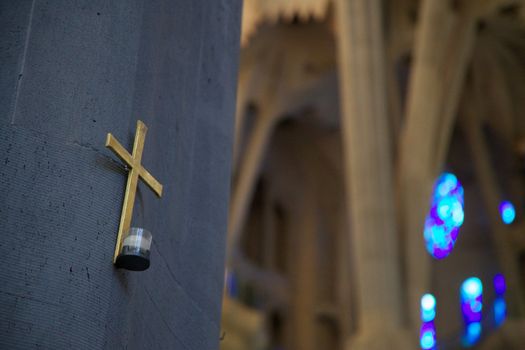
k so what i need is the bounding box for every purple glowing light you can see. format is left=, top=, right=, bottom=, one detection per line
left=494, top=274, right=507, bottom=327
left=494, top=274, right=506, bottom=296
left=424, top=173, right=464, bottom=259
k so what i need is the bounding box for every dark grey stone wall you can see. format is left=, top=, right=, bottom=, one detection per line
left=0, top=1, right=241, bottom=349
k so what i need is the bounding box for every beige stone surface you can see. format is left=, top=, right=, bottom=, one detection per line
left=335, top=0, right=411, bottom=347
left=480, top=319, right=525, bottom=350
left=220, top=297, right=268, bottom=350
left=241, top=0, right=331, bottom=44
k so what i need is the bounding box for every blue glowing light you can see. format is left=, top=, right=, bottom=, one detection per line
left=494, top=297, right=507, bottom=327
left=424, top=173, right=464, bottom=259
left=421, top=293, right=436, bottom=322
left=225, top=269, right=239, bottom=298
left=461, top=277, right=483, bottom=324
left=436, top=173, right=459, bottom=198
left=420, top=332, right=435, bottom=349
left=494, top=274, right=506, bottom=296
left=462, top=321, right=482, bottom=347
left=499, top=201, right=516, bottom=224
left=420, top=322, right=436, bottom=349
left=494, top=274, right=507, bottom=327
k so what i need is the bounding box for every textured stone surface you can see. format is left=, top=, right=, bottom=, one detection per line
left=0, top=1, right=241, bottom=349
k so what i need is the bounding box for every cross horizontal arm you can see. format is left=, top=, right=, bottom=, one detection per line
left=106, top=133, right=134, bottom=167
left=139, top=167, right=163, bottom=197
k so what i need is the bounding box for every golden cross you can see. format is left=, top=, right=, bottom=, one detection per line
left=106, top=120, right=163, bottom=263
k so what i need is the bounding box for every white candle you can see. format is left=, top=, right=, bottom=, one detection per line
left=122, top=233, right=151, bottom=251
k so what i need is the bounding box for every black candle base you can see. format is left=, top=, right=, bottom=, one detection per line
left=115, top=246, right=151, bottom=271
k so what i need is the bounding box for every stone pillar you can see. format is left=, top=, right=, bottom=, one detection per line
left=0, top=1, right=241, bottom=349
left=398, top=0, right=475, bottom=330
left=288, top=188, right=318, bottom=350
left=227, top=113, right=277, bottom=265
left=220, top=297, right=268, bottom=350
left=334, top=0, right=410, bottom=348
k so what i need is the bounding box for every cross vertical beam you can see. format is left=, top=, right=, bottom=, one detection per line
left=106, top=120, right=163, bottom=263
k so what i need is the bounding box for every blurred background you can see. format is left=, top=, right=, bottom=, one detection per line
left=220, top=0, right=525, bottom=349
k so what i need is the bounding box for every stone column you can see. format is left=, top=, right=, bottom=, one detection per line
left=288, top=188, right=318, bottom=350
left=334, top=0, right=410, bottom=348
left=227, top=112, right=277, bottom=265
left=398, top=0, right=476, bottom=330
